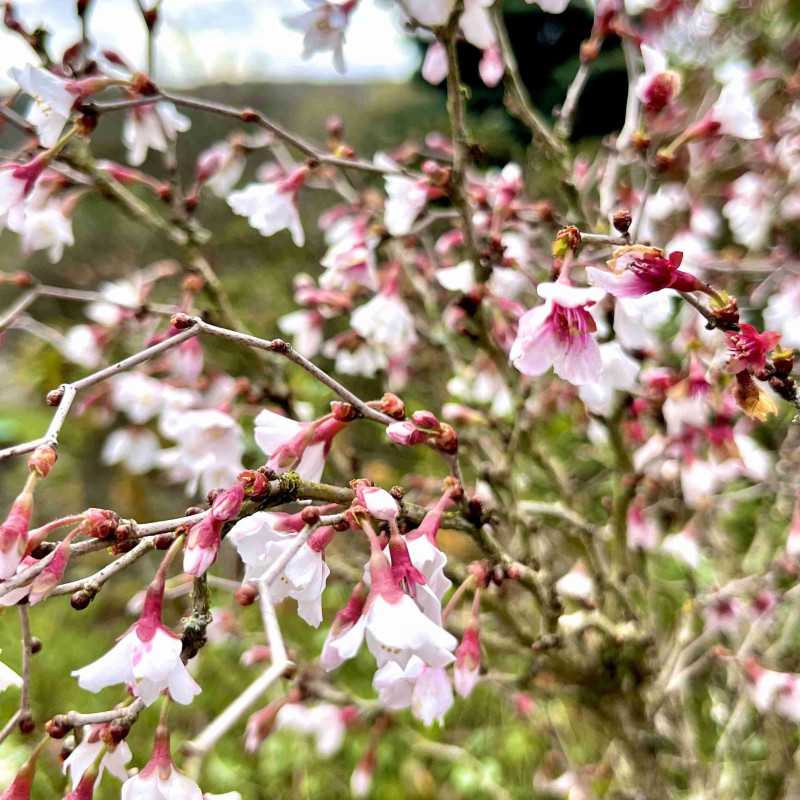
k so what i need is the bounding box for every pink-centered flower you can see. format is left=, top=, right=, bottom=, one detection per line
left=321, top=581, right=369, bottom=670
left=0, top=157, right=48, bottom=230
left=254, top=410, right=346, bottom=483
left=725, top=323, right=780, bottom=374
left=454, top=626, right=481, bottom=698
left=72, top=572, right=200, bottom=706
left=635, top=44, right=681, bottom=113
left=372, top=656, right=454, bottom=726
left=228, top=166, right=308, bottom=246
left=510, top=279, right=605, bottom=385
left=122, top=102, right=191, bottom=167
left=587, top=245, right=701, bottom=298
left=10, top=65, right=77, bottom=147
left=183, top=513, right=224, bottom=577
left=326, top=546, right=457, bottom=670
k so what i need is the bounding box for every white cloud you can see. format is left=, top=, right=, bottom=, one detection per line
left=0, top=0, right=418, bottom=92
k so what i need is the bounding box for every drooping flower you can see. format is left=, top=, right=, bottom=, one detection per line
left=110, top=372, right=166, bottom=424
left=8, top=200, right=74, bottom=262
left=454, top=626, right=481, bottom=697
left=72, top=567, right=201, bottom=706
left=372, top=656, right=454, bottom=725
left=102, top=428, right=161, bottom=474
left=196, top=141, right=246, bottom=197
left=63, top=725, right=132, bottom=789
left=283, top=1, right=357, bottom=74
left=0, top=156, right=49, bottom=230
left=321, top=581, right=369, bottom=670
left=120, top=726, right=203, bottom=800
left=479, top=45, right=504, bottom=87
left=228, top=166, right=308, bottom=246
left=422, top=42, right=448, bottom=85
left=228, top=514, right=333, bottom=627
left=510, top=280, right=605, bottom=385
left=122, top=102, right=191, bottom=166
left=275, top=702, right=354, bottom=757
left=183, top=513, right=224, bottom=577
left=351, top=290, right=418, bottom=356
left=587, top=246, right=702, bottom=298
left=404, top=488, right=455, bottom=600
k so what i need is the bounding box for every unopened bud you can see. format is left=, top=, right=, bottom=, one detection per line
left=28, top=445, right=57, bottom=478
left=612, top=207, right=632, bottom=234
left=631, top=130, right=651, bottom=152
left=130, top=72, right=158, bottom=96
left=82, top=508, right=119, bottom=539
left=376, top=392, right=405, bottom=419
left=772, top=347, right=795, bottom=377
left=30, top=637, right=42, bottom=654
left=235, top=582, right=258, bottom=606
left=170, top=312, right=194, bottom=330
left=240, top=108, right=260, bottom=123
left=46, top=715, right=73, bottom=739
left=434, top=423, right=459, bottom=454
left=153, top=534, right=173, bottom=550
left=18, top=713, right=35, bottom=734
left=238, top=469, right=269, bottom=498
left=411, top=410, right=440, bottom=431
left=211, top=483, right=245, bottom=522
left=105, top=719, right=131, bottom=745
left=301, top=506, right=321, bottom=526
left=331, top=401, right=358, bottom=422
left=46, top=386, right=65, bottom=406
left=70, top=589, right=93, bottom=610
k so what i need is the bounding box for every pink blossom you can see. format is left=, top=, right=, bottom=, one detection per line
left=454, top=626, right=481, bottom=697
left=386, top=420, right=427, bottom=446
left=122, top=102, right=191, bottom=166
left=358, top=485, right=399, bottom=521
left=254, top=410, right=346, bottom=483
left=72, top=572, right=201, bottom=706
left=635, top=44, right=681, bottom=113
left=725, top=323, right=780, bottom=374
left=10, top=65, right=78, bottom=147
left=0, top=484, right=34, bottom=580
left=587, top=245, right=702, bottom=298
left=510, top=280, right=605, bottom=385
left=626, top=500, right=659, bottom=551
left=183, top=514, right=224, bottom=577
left=479, top=46, right=504, bottom=87
left=422, top=42, right=448, bottom=85
left=321, top=581, right=369, bottom=670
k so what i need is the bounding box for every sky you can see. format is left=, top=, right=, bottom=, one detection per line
left=0, top=0, right=419, bottom=92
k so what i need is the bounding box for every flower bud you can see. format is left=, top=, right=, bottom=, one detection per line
left=552, top=226, right=581, bottom=258
left=235, top=582, right=258, bottom=606
left=300, top=506, right=322, bottom=526
left=170, top=312, right=194, bottom=330
left=46, top=715, right=73, bottom=739
left=358, top=486, right=399, bottom=522
left=82, top=508, right=119, bottom=539
left=71, top=589, right=94, bottom=610
left=411, top=410, right=440, bottom=431
left=386, top=420, right=426, bottom=446
left=434, top=423, right=459, bottom=454
left=375, top=392, right=405, bottom=419
left=27, top=444, right=57, bottom=478
left=238, top=468, right=270, bottom=498
left=612, top=207, right=632, bottom=234
left=211, top=483, right=245, bottom=522
left=46, top=386, right=65, bottom=406
left=330, top=400, right=358, bottom=421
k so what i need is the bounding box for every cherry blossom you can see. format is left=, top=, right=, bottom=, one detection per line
left=283, top=1, right=357, bottom=74
left=10, top=65, right=77, bottom=147
left=453, top=626, right=481, bottom=697
left=72, top=568, right=201, bottom=706
left=275, top=702, right=353, bottom=757
left=63, top=726, right=132, bottom=789
left=228, top=166, right=308, bottom=246
left=123, top=102, right=191, bottom=166
left=636, top=44, right=681, bottom=113
left=510, top=279, right=605, bottom=385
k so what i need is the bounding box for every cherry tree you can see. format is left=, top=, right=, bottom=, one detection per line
left=1, top=0, right=800, bottom=797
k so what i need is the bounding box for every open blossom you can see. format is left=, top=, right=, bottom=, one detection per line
left=72, top=570, right=201, bottom=706
left=578, top=341, right=640, bottom=417
left=228, top=512, right=333, bottom=626
left=744, top=660, right=800, bottom=723
left=723, top=172, right=773, bottom=251
left=587, top=246, right=701, bottom=298
left=196, top=141, right=246, bottom=197
left=183, top=513, right=225, bottom=577
left=110, top=372, right=165, bottom=424
left=63, top=725, right=132, bottom=788
left=351, top=290, right=418, bottom=356
left=725, top=323, right=780, bottom=374
left=764, top=278, right=800, bottom=349
left=636, top=44, right=681, bottom=113
left=228, top=166, right=308, bottom=246
left=708, top=71, right=763, bottom=140
left=0, top=157, right=48, bottom=230
left=376, top=153, right=441, bottom=235
left=510, top=279, right=605, bottom=385
left=404, top=490, right=454, bottom=600
left=102, top=428, right=161, bottom=474
left=373, top=656, right=454, bottom=725
left=255, top=409, right=346, bottom=483
left=278, top=309, right=324, bottom=358
left=159, top=409, right=244, bottom=496
left=8, top=199, right=74, bottom=262
left=121, top=727, right=203, bottom=800
left=276, top=702, right=353, bottom=757
left=554, top=561, right=595, bottom=604
left=283, top=1, right=357, bottom=74
left=123, top=102, right=191, bottom=166
left=321, top=581, right=369, bottom=670
left=661, top=527, right=702, bottom=569
left=10, top=65, right=76, bottom=147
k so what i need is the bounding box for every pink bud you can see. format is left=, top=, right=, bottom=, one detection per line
left=183, top=514, right=223, bottom=577
left=27, top=444, right=57, bottom=478
left=360, top=486, right=399, bottom=522
left=0, top=487, right=34, bottom=580
left=454, top=627, right=481, bottom=698
left=211, top=483, right=245, bottom=522
left=411, top=410, right=440, bottom=430
left=82, top=508, right=119, bottom=540
left=386, top=420, right=426, bottom=447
